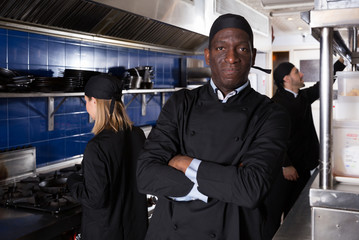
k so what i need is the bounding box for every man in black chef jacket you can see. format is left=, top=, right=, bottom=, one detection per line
left=263, top=58, right=346, bottom=239
left=136, top=13, right=291, bottom=240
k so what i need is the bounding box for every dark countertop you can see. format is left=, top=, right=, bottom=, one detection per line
left=0, top=206, right=81, bottom=240
left=273, top=170, right=318, bottom=240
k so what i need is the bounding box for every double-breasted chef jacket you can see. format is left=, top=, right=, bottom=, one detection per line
left=68, top=126, right=148, bottom=240
left=137, top=82, right=290, bottom=240
left=272, top=59, right=346, bottom=172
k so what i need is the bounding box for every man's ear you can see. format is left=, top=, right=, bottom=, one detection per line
left=251, top=48, right=257, bottom=67
left=283, top=75, right=290, bottom=84
left=204, top=48, right=210, bottom=66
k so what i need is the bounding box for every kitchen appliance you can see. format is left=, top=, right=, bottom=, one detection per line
left=0, top=147, right=82, bottom=239
left=0, top=146, right=81, bottom=214
left=0, top=167, right=81, bottom=214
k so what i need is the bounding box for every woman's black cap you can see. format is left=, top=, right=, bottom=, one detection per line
left=209, top=14, right=253, bottom=47
left=84, top=74, right=123, bottom=101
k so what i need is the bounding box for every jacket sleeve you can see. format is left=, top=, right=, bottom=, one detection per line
left=334, top=59, right=346, bottom=75
left=196, top=105, right=290, bottom=209
left=130, top=126, right=146, bottom=161
left=68, top=141, right=110, bottom=209
left=136, top=90, right=194, bottom=198
left=304, top=59, right=346, bottom=103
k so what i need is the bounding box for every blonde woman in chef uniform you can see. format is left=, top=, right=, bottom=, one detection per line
left=67, top=74, right=148, bottom=240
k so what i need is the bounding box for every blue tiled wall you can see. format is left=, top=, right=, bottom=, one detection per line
left=0, top=28, right=182, bottom=166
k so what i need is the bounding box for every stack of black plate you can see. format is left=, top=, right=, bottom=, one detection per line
left=30, top=77, right=82, bottom=92
left=63, top=69, right=102, bottom=91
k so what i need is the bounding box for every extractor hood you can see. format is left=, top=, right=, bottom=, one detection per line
left=89, top=0, right=271, bottom=51
left=0, top=0, right=209, bottom=53
left=0, top=0, right=271, bottom=53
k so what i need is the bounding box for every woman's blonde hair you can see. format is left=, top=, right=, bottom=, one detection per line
left=90, top=97, right=132, bottom=135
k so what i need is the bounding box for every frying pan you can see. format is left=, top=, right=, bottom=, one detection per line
left=39, top=177, right=68, bottom=194
left=0, top=68, right=17, bottom=78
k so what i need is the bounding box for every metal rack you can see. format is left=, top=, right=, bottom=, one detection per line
left=0, top=88, right=181, bottom=131
left=304, top=6, right=359, bottom=240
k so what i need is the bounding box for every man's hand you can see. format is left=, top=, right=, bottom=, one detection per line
left=168, top=155, right=193, bottom=173
left=282, top=166, right=299, bottom=181
left=339, top=56, right=344, bottom=64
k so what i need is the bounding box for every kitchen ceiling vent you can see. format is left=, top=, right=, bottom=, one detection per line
left=216, top=0, right=270, bottom=37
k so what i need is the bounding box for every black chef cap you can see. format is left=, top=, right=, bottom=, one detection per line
left=209, top=14, right=253, bottom=48
left=85, top=74, right=123, bottom=115
left=273, top=62, right=295, bottom=88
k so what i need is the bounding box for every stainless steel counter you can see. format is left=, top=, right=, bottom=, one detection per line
left=273, top=170, right=359, bottom=239
left=0, top=206, right=81, bottom=240
left=310, top=174, right=359, bottom=239
left=273, top=170, right=318, bottom=240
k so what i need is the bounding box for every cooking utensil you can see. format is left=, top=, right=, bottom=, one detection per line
left=131, top=76, right=142, bottom=89
left=0, top=84, right=7, bottom=92
left=129, top=68, right=142, bottom=89
left=39, top=177, right=67, bottom=194
left=0, top=68, right=19, bottom=79
left=140, top=82, right=153, bottom=89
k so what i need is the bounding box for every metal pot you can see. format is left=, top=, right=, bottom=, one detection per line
left=131, top=76, right=142, bottom=89
left=39, top=177, right=67, bottom=194
left=140, top=81, right=153, bottom=89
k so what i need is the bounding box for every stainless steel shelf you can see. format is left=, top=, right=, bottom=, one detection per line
left=0, top=92, right=84, bottom=98
left=0, top=88, right=182, bottom=131
left=0, top=88, right=181, bottom=98
left=309, top=8, right=359, bottom=28
left=303, top=8, right=359, bottom=65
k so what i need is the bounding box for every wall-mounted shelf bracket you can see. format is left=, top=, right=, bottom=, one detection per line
left=122, top=88, right=181, bottom=116
left=48, top=96, right=68, bottom=131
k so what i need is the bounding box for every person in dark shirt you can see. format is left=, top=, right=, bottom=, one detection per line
left=67, top=74, right=148, bottom=240
left=136, top=13, right=291, bottom=240
left=263, top=58, right=345, bottom=239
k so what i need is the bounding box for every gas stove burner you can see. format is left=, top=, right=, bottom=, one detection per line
left=0, top=164, right=81, bottom=214
left=46, top=195, right=80, bottom=214
left=49, top=195, right=75, bottom=208
left=50, top=198, right=68, bottom=208
left=1, top=184, right=34, bottom=200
